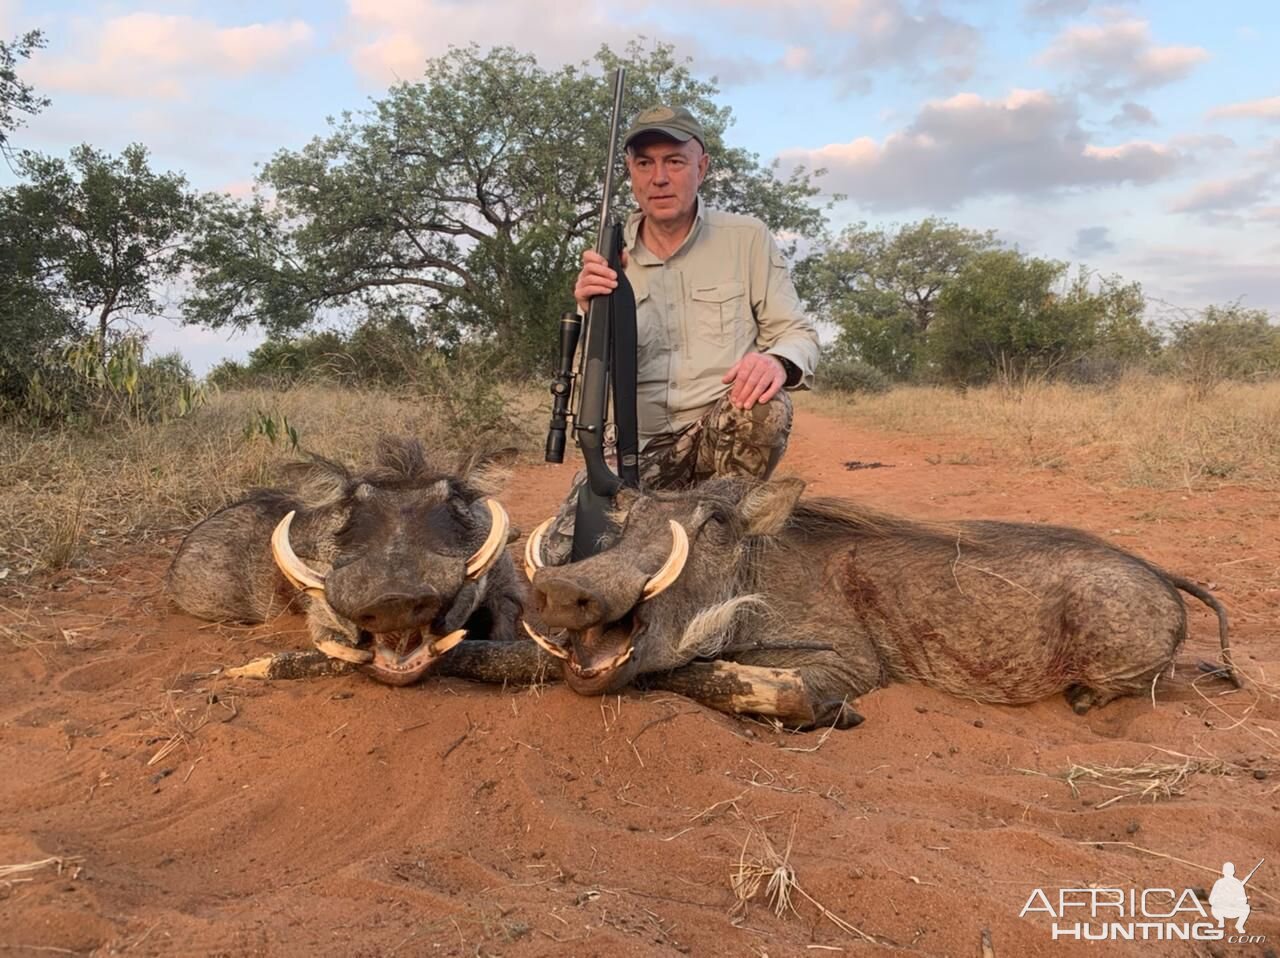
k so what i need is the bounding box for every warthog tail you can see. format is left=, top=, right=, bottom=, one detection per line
left=1169, top=575, right=1240, bottom=688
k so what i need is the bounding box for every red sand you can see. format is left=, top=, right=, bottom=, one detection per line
left=2, top=407, right=1277, bottom=957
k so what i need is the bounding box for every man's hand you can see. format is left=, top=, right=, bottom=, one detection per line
left=722, top=353, right=785, bottom=410
left=574, top=249, right=629, bottom=314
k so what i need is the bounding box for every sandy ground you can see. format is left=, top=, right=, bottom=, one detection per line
left=1, top=407, right=1278, bottom=957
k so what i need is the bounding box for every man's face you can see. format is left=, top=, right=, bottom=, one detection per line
left=626, top=135, right=709, bottom=227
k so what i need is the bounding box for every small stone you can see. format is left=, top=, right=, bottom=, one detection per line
left=1253, top=769, right=1269, bottom=781
left=1125, top=821, right=1140, bottom=835
left=1192, top=886, right=1209, bottom=902
left=973, top=719, right=985, bottom=729
left=915, top=705, right=928, bottom=714
left=149, top=769, right=173, bottom=785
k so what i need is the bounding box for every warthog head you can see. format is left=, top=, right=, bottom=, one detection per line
left=169, top=437, right=523, bottom=686
left=523, top=478, right=801, bottom=695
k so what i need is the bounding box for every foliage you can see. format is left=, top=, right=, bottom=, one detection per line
left=11, top=144, right=199, bottom=355
left=0, top=191, right=83, bottom=408
left=1165, top=303, right=1280, bottom=398
left=18, top=332, right=208, bottom=426
left=185, top=42, right=830, bottom=373
left=1061, top=272, right=1159, bottom=383
left=795, top=218, right=998, bottom=379
left=208, top=314, right=431, bottom=388
left=928, top=251, right=1095, bottom=385
left=814, top=345, right=890, bottom=395
left=0, top=30, right=48, bottom=154
left=243, top=409, right=301, bottom=450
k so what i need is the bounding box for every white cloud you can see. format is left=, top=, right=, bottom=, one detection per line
left=778, top=89, right=1182, bottom=211
left=1169, top=171, right=1272, bottom=214
left=1038, top=14, right=1208, bottom=99
left=344, top=0, right=979, bottom=94
left=28, top=13, right=313, bottom=99
left=1207, top=95, right=1280, bottom=122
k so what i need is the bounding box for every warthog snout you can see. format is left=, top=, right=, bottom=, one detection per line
left=535, top=574, right=607, bottom=630
left=352, top=588, right=444, bottom=634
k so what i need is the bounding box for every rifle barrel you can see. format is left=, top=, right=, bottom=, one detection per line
left=595, top=67, right=626, bottom=254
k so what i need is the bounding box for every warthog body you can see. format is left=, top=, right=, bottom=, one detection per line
left=168, top=438, right=523, bottom=685
left=527, top=477, right=1235, bottom=727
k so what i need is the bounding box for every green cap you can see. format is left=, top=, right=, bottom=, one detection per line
left=622, top=105, right=707, bottom=150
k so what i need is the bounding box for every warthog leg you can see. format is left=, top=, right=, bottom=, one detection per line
left=637, top=661, right=864, bottom=730
left=224, top=640, right=561, bottom=685
left=226, top=649, right=352, bottom=681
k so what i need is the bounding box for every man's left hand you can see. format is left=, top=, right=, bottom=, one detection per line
left=722, top=353, right=785, bottom=410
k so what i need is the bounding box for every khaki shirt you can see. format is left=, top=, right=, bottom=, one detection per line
left=622, top=201, right=819, bottom=447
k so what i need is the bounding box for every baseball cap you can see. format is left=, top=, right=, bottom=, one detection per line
left=622, top=105, right=707, bottom=150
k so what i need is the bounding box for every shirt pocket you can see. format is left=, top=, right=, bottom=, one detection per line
left=689, top=281, right=746, bottom=345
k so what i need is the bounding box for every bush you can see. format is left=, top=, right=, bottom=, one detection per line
left=1163, top=303, right=1280, bottom=398
left=817, top=352, right=891, bottom=394
left=15, top=333, right=208, bottom=426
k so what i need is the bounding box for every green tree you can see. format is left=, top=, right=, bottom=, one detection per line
left=1166, top=303, right=1280, bottom=397
left=185, top=42, right=829, bottom=373
left=0, top=30, right=48, bottom=155
left=1061, top=271, right=1158, bottom=381
left=928, top=250, right=1098, bottom=384
left=795, top=218, right=998, bottom=379
left=0, top=189, right=81, bottom=408
left=13, top=144, right=198, bottom=359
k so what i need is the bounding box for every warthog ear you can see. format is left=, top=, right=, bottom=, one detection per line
left=739, top=478, right=806, bottom=538
left=284, top=456, right=351, bottom=508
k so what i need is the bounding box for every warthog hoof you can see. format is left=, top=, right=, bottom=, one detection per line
left=811, top=698, right=865, bottom=730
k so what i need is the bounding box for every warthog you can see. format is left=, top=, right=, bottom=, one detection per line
left=522, top=477, right=1238, bottom=728
left=168, top=437, right=523, bottom=686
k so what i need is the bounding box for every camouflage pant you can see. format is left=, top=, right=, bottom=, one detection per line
left=540, top=391, right=794, bottom=565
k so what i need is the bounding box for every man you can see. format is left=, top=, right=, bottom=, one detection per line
left=542, top=104, right=819, bottom=564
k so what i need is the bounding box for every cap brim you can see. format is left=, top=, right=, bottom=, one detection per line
left=623, top=125, right=695, bottom=148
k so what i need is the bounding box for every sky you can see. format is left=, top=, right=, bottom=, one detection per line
left=4, top=0, right=1278, bottom=373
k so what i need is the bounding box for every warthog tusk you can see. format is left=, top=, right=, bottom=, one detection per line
left=641, top=520, right=688, bottom=601
left=522, top=619, right=570, bottom=660
left=523, top=516, right=554, bottom=580
left=271, top=511, right=327, bottom=598
left=465, top=499, right=510, bottom=579
left=430, top=628, right=467, bottom=657
left=314, top=637, right=374, bottom=664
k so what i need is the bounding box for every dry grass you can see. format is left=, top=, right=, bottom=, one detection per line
left=0, top=383, right=542, bottom=580
left=1061, top=758, right=1232, bottom=808
left=801, top=374, right=1280, bottom=490
left=729, top=815, right=875, bottom=942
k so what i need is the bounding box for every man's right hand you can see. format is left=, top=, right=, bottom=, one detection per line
left=574, top=249, right=628, bottom=314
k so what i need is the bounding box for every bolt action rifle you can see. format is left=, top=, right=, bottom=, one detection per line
left=544, top=66, right=639, bottom=561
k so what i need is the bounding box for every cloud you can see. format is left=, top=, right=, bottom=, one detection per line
left=778, top=89, right=1182, bottom=211
left=769, top=0, right=981, bottom=90
left=344, top=0, right=980, bottom=94
left=344, top=0, right=680, bottom=84
left=1024, top=0, right=1091, bottom=20
left=1038, top=14, right=1208, bottom=99
left=1108, top=101, right=1155, bottom=128
left=1072, top=225, right=1115, bottom=256
left=1169, top=171, right=1272, bottom=214
left=1207, top=95, right=1280, bottom=122
left=1122, top=245, right=1280, bottom=316
left=28, top=13, right=313, bottom=99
